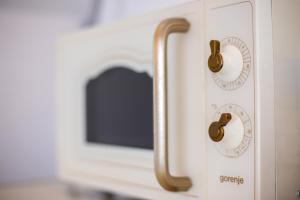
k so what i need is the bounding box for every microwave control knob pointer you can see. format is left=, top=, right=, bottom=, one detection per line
left=208, top=113, right=232, bottom=142
left=208, top=40, right=223, bottom=72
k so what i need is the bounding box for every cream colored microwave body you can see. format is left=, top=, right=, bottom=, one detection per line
left=57, top=0, right=300, bottom=199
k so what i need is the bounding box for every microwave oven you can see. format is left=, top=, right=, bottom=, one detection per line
left=56, top=0, right=300, bottom=199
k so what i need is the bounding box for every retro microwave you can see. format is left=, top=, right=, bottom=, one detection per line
left=56, top=0, right=300, bottom=199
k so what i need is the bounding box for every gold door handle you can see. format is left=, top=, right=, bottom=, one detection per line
left=153, top=18, right=192, bottom=192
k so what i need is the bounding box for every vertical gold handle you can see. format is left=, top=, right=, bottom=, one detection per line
left=153, top=18, right=192, bottom=192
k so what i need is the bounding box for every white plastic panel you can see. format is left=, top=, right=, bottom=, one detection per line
left=206, top=2, right=255, bottom=200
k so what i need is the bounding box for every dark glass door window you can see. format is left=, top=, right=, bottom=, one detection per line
left=85, top=67, right=153, bottom=149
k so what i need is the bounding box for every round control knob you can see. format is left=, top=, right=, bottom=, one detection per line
left=210, top=104, right=253, bottom=157
left=208, top=37, right=251, bottom=90
left=208, top=40, right=243, bottom=81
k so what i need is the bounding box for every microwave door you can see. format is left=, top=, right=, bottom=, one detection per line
left=57, top=1, right=205, bottom=200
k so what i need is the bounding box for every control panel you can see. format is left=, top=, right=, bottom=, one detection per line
left=206, top=2, right=255, bottom=200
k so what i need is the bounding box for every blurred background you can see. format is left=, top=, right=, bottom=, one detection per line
left=0, top=0, right=189, bottom=199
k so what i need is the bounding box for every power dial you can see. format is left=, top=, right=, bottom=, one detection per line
left=209, top=104, right=252, bottom=157
left=208, top=37, right=251, bottom=90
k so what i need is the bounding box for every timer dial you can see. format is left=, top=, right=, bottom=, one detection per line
left=211, top=37, right=251, bottom=90
left=211, top=104, right=252, bottom=157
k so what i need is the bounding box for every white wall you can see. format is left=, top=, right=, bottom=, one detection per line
left=0, top=9, right=79, bottom=184
left=273, top=0, right=300, bottom=199
left=96, top=0, right=192, bottom=25
left=0, top=0, right=191, bottom=185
